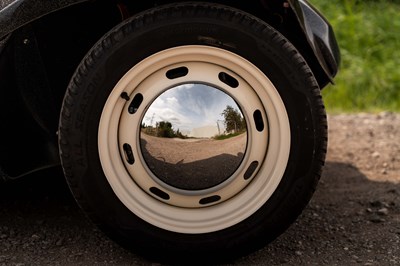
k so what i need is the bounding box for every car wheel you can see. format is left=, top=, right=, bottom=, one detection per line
left=59, top=2, right=327, bottom=262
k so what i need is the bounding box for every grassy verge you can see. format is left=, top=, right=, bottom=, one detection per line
left=214, top=131, right=245, bottom=140
left=311, top=0, right=400, bottom=112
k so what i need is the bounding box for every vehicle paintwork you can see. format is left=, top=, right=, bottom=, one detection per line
left=0, top=0, right=340, bottom=179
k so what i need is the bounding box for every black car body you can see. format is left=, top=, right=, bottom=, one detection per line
left=0, top=0, right=340, bottom=262
left=0, top=0, right=339, bottom=180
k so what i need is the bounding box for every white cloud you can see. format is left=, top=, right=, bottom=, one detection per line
left=143, top=84, right=241, bottom=132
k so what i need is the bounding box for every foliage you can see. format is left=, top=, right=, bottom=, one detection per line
left=221, top=105, right=246, bottom=132
left=156, top=121, right=174, bottom=138
left=311, top=0, right=400, bottom=112
left=174, top=128, right=188, bottom=139
left=142, top=121, right=188, bottom=139
left=214, top=132, right=244, bottom=140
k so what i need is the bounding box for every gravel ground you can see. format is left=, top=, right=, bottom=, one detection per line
left=0, top=113, right=399, bottom=265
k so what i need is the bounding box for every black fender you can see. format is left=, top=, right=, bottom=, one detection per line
left=289, top=0, right=340, bottom=83
left=1, top=0, right=339, bottom=82
left=0, top=0, right=86, bottom=40
left=0, top=0, right=340, bottom=179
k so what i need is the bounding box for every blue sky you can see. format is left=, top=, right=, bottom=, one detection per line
left=142, top=84, right=240, bottom=133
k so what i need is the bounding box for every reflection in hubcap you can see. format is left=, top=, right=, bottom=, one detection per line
left=140, top=84, right=247, bottom=190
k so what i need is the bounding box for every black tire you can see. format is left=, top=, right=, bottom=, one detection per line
left=59, top=2, right=327, bottom=263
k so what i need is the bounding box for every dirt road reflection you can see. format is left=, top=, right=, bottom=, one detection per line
left=140, top=133, right=246, bottom=190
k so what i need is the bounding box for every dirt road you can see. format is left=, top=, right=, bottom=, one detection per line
left=0, top=113, right=399, bottom=265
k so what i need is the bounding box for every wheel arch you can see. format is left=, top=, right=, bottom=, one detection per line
left=1, top=0, right=339, bottom=87
left=0, top=0, right=337, bottom=179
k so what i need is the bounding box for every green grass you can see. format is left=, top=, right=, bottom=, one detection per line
left=310, top=0, right=400, bottom=112
left=214, top=131, right=245, bottom=140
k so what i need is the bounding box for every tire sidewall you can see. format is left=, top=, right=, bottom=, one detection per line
left=61, top=5, right=324, bottom=259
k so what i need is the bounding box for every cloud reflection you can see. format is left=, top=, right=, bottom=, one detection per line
left=142, top=84, right=240, bottom=137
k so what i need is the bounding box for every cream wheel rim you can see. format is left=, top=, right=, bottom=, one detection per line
left=98, top=45, right=290, bottom=234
